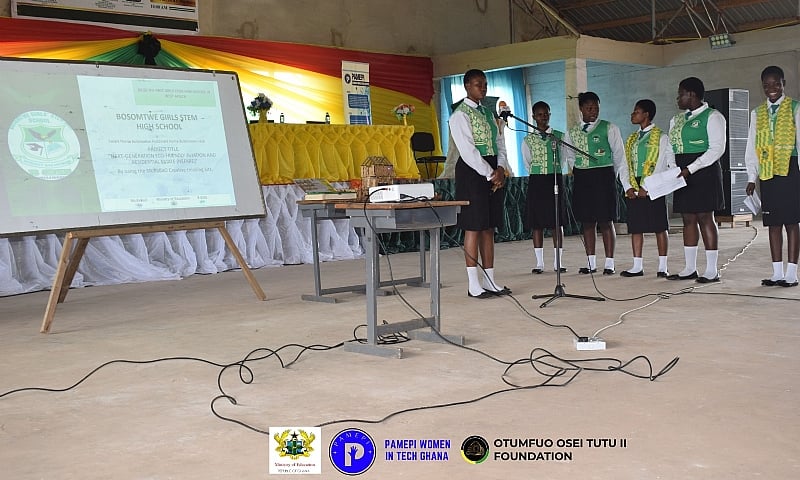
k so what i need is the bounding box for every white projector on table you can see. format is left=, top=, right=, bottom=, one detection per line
left=368, top=183, right=435, bottom=202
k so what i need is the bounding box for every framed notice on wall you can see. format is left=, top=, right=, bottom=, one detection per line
left=11, top=0, right=199, bottom=34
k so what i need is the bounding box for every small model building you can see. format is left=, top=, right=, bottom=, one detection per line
left=359, top=156, right=395, bottom=200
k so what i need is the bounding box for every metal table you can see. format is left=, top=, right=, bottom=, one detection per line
left=335, top=201, right=468, bottom=358
left=297, top=200, right=427, bottom=303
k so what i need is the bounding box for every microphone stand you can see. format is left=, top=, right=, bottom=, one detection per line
left=502, top=111, right=604, bottom=308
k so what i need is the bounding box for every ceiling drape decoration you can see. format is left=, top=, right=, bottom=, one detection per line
left=0, top=17, right=439, bottom=140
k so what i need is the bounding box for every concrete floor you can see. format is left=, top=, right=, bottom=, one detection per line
left=0, top=224, right=798, bottom=479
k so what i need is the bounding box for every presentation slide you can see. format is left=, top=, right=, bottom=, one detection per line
left=0, top=58, right=265, bottom=236
left=77, top=76, right=235, bottom=212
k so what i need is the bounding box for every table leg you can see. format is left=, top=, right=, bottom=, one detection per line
left=300, top=209, right=339, bottom=303
left=343, top=224, right=403, bottom=358
left=410, top=227, right=463, bottom=346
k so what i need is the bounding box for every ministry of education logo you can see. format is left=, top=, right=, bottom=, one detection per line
left=329, top=428, right=376, bottom=475
left=461, top=435, right=490, bottom=464
left=268, top=427, right=322, bottom=475
left=7, top=111, right=80, bottom=181
left=275, top=429, right=315, bottom=459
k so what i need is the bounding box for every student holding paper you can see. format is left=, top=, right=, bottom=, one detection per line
left=620, top=99, right=673, bottom=278
left=745, top=66, right=800, bottom=287
left=668, top=77, right=726, bottom=283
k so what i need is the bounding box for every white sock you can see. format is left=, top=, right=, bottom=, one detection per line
left=658, top=256, right=668, bottom=273
left=588, top=255, right=597, bottom=270
left=785, top=263, right=798, bottom=283
left=482, top=267, right=502, bottom=292
left=628, top=257, right=643, bottom=273
left=605, top=257, right=615, bottom=270
left=680, top=246, right=698, bottom=276
left=772, top=261, right=785, bottom=282
left=467, top=267, right=484, bottom=296
left=534, top=248, right=544, bottom=269
left=703, top=250, right=719, bottom=279
left=553, top=247, right=563, bottom=270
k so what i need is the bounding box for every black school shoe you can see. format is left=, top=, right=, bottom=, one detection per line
left=620, top=270, right=643, bottom=277
left=531, top=268, right=544, bottom=274
left=603, top=268, right=615, bottom=275
left=485, top=286, right=512, bottom=296
left=656, top=271, right=669, bottom=278
left=578, top=267, right=597, bottom=274
left=467, top=290, right=494, bottom=299
left=778, top=279, right=799, bottom=287
left=761, top=278, right=779, bottom=286
left=696, top=275, right=720, bottom=283
left=666, top=271, right=698, bottom=280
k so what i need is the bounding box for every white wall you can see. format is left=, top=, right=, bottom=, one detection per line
left=1, top=0, right=516, bottom=56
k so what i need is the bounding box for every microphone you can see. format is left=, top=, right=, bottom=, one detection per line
left=498, top=100, right=512, bottom=121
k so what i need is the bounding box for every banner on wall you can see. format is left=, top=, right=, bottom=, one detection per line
left=11, top=0, right=199, bottom=34
left=341, top=61, right=371, bottom=125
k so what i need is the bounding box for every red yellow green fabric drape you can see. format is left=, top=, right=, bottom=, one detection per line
left=0, top=17, right=441, bottom=156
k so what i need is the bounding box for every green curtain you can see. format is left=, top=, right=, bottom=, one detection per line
left=87, top=43, right=190, bottom=68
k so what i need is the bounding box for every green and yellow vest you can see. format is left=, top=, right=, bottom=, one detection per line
left=670, top=108, right=713, bottom=154
left=625, top=126, right=662, bottom=191
left=569, top=120, right=613, bottom=169
left=754, top=98, right=798, bottom=180
left=455, top=101, right=498, bottom=156
left=524, top=130, right=564, bottom=175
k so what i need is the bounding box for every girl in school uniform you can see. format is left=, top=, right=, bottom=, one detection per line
left=620, top=99, right=673, bottom=278
left=745, top=66, right=800, bottom=287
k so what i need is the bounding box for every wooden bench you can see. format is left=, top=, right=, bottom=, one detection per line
left=716, top=214, right=753, bottom=228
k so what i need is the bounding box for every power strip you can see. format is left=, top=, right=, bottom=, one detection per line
left=575, top=336, right=606, bottom=351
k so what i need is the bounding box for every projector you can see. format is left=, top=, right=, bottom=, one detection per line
left=369, top=183, right=435, bottom=202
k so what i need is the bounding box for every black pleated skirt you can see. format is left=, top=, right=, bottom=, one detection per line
left=762, top=156, right=800, bottom=226
left=673, top=153, right=724, bottom=213
left=524, top=173, right=566, bottom=230
left=455, top=156, right=505, bottom=231
left=571, top=166, right=618, bottom=223
left=626, top=177, right=669, bottom=233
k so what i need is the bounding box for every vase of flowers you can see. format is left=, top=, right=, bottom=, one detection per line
left=392, top=103, right=415, bottom=125
left=247, top=93, right=273, bottom=123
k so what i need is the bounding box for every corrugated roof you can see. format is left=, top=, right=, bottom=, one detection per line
left=541, top=0, right=799, bottom=44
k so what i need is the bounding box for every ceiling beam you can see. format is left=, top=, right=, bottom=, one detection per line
left=532, top=0, right=582, bottom=37
left=714, top=0, right=779, bottom=7
left=578, top=0, right=777, bottom=32
left=580, top=10, right=677, bottom=32
left=556, top=0, right=616, bottom=10
left=729, top=15, right=800, bottom=32
left=623, top=16, right=799, bottom=43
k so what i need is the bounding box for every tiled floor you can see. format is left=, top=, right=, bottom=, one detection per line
left=0, top=225, right=797, bottom=479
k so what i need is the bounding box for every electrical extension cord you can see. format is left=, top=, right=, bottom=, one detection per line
left=575, top=336, right=606, bottom=351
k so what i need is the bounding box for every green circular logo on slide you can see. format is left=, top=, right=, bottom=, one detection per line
left=7, top=111, right=80, bottom=181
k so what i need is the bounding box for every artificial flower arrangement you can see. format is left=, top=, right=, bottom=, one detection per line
left=247, top=93, right=273, bottom=115
left=392, top=103, right=415, bottom=121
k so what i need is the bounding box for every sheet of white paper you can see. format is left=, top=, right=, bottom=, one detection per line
left=744, top=191, right=761, bottom=215
left=642, top=167, right=687, bottom=200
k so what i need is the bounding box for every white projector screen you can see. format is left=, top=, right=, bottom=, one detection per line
left=0, top=57, right=265, bottom=236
